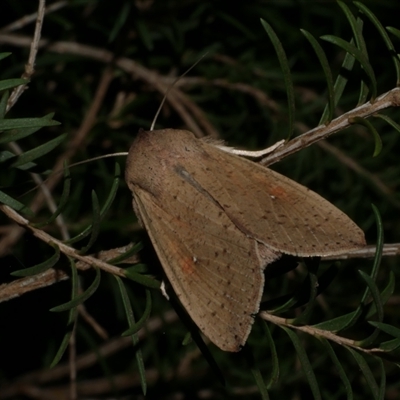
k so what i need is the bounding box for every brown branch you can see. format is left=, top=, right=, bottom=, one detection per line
left=6, top=0, right=46, bottom=112
left=0, top=204, right=126, bottom=277
left=1, top=1, right=71, bottom=251
left=0, top=244, right=139, bottom=303
left=259, top=311, right=385, bottom=355
left=325, top=243, right=400, bottom=260
left=173, top=76, right=280, bottom=114
left=0, top=1, right=67, bottom=33
left=261, top=87, right=400, bottom=166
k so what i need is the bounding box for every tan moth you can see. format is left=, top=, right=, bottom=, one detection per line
left=125, top=128, right=365, bottom=352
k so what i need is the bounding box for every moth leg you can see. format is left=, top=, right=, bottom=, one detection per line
left=160, top=280, right=170, bottom=300
left=215, top=139, right=285, bottom=158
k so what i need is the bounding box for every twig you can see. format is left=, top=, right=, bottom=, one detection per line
left=172, top=76, right=280, bottom=113
left=3, top=4, right=70, bottom=253
left=261, top=87, right=400, bottom=166
left=6, top=0, right=46, bottom=112
left=0, top=204, right=126, bottom=277
left=6, top=141, right=71, bottom=242
left=1, top=0, right=70, bottom=249
left=0, top=0, right=70, bottom=252
left=0, top=244, right=139, bottom=303
left=171, top=88, right=220, bottom=138
left=325, top=243, right=400, bottom=260
left=0, top=1, right=67, bottom=33
left=78, top=304, right=109, bottom=340
left=259, top=311, right=385, bottom=355
left=0, top=266, right=70, bottom=303
left=0, top=242, right=397, bottom=304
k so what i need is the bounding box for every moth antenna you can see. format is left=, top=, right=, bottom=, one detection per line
left=149, top=53, right=208, bottom=131
left=22, top=152, right=128, bottom=197
left=67, top=152, right=128, bottom=169
left=50, top=152, right=128, bottom=180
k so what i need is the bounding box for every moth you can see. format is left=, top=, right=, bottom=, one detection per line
left=125, top=128, right=366, bottom=352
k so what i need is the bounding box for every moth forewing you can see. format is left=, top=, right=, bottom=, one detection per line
left=125, top=128, right=366, bottom=351
left=129, top=183, right=280, bottom=351
left=188, top=130, right=365, bottom=256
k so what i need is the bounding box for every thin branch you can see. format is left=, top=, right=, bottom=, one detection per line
left=172, top=76, right=280, bottom=113
left=325, top=243, right=400, bottom=259
left=6, top=141, right=71, bottom=242
left=6, top=0, right=46, bottom=112
left=0, top=1, right=67, bottom=33
left=2, top=1, right=70, bottom=245
left=261, top=87, right=400, bottom=166
left=259, top=311, right=385, bottom=355
left=0, top=204, right=126, bottom=277
left=0, top=244, right=139, bottom=303
left=78, top=304, right=109, bottom=340
left=0, top=242, right=397, bottom=304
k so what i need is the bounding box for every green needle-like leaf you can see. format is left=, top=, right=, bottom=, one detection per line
left=33, top=164, right=71, bottom=228
left=337, top=1, right=370, bottom=105
left=121, top=288, right=152, bottom=336
left=0, top=190, right=34, bottom=217
left=65, top=163, right=120, bottom=245
left=78, top=190, right=101, bottom=254
left=346, top=348, right=380, bottom=400
left=349, top=117, right=382, bottom=157
left=320, top=339, right=353, bottom=400
left=301, top=29, right=335, bottom=124
left=50, top=258, right=79, bottom=368
left=0, top=116, right=60, bottom=131
left=0, top=78, right=28, bottom=92
left=260, top=18, right=295, bottom=140
left=10, top=133, right=67, bottom=167
left=11, top=244, right=60, bottom=277
left=50, top=267, right=101, bottom=312
left=355, top=1, right=400, bottom=86
left=282, top=327, right=321, bottom=400
left=321, top=35, right=377, bottom=100
left=114, top=275, right=147, bottom=395
left=263, top=322, right=279, bottom=389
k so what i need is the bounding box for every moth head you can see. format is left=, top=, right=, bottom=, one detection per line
left=125, top=128, right=201, bottom=194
